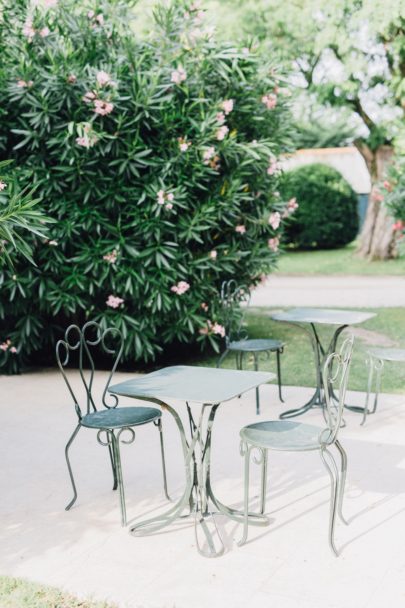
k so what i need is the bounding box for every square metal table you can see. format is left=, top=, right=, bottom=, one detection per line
left=271, top=308, right=376, bottom=419
left=109, top=365, right=275, bottom=557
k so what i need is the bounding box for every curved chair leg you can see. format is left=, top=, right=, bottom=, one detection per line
left=238, top=444, right=252, bottom=547
left=253, top=352, right=260, bottom=415
left=217, top=349, right=230, bottom=368
left=260, top=449, right=268, bottom=515
left=111, top=431, right=127, bottom=527
left=320, top=447, right=340, bottom=557
left=108, top=444, right=118, bottom=491
left=155, top=419, right=171, bottom=501
left=65, top=424, right=81, bottom=511
left=334, top=440, right=348, bottom=525
left=276, top=349, right=284, bottom=403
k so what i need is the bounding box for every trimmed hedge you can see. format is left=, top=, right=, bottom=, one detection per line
left=282, top=163, right=359, bottom=250
left=0, top=0, right=294, bottom=371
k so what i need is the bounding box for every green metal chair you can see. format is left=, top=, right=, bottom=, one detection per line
left=238, top=335, right=354, bottom=556
left=217, top=280, right=284, bottom=414
left=56, top=321, right=170, bottom=526
left=362, top=347, right=405, bottom=425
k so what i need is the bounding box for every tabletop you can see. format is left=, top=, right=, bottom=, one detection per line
left=271, top=307, right=375, bottom=326
left=109, top=365, right=275, bottom=405
left=368, top=348, right=405, bottom=362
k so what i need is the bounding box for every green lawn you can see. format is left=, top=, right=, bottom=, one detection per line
left=276, top=242, right=405, bottom=276
left=0, top=577, right=115, bottom=608
left=197, top=307, right=405, bottom=395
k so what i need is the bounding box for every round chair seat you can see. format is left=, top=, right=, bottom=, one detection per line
left=368, top=348, right=405, bottom=363
left=228, top=338, right=283, bottom=352
left=81, top=406, right=161, bottom=429
left=240, top=420, right=324, bottom=451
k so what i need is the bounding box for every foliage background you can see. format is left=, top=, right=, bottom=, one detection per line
left=0, top=0, right=293, bottom=372
left=281, top=164, right=359, bottom=250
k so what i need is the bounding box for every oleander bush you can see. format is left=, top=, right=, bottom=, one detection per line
left=281, top=163, right=359, bottom=250
left=382, top=157, right=405, bottom=254
left=0, top=0, right=294, bottom=372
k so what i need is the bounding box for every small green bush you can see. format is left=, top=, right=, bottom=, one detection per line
left=0, top=0, right=293, bottom=371
left=281, top=163, right=359, bottom=249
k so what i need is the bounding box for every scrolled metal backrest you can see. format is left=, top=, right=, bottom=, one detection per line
left=320, top=335, right=354, bottom=445
left=219, top=280, right=250, bottom=345
left=56, top=321, right=123, bottom=420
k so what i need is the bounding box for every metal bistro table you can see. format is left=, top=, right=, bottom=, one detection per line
left=109, top=365, right=274, bottom=557
left=272, top=308, right=375, bottom=419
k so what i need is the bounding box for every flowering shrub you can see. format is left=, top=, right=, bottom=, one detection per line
left=0, top=0, right=293, bottom=371
left=281, top=164, right=359, bottom=250
left=382, top=158, right=405, bottom=253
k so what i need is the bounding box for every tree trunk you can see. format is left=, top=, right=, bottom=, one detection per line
left=356, top=144, right=395, bottom=260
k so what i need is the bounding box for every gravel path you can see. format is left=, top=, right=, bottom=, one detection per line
left=250, top=275, right=405, bottom=308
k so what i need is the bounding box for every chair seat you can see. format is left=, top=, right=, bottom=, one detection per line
left=368, top=348, right=405, bottom=363
left=240, top=420, right=324, bottom=451
left=81, top=406, right=161, bottom=429
left=228, top=338, right=283, bottom=352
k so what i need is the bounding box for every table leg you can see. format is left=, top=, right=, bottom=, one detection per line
left=279, top=323, right=348, bottom=419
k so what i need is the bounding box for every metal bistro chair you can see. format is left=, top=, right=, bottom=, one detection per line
left=216, top=279, right=284, bottom=415
left=238, top=335, right=354, bottom=556
left=362, top=348, right=405, bottom=425
left=56, top=321, right=170, bottom=526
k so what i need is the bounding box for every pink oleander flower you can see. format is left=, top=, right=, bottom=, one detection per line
left=199, top=326, right=209, bottom=335
left=262, top=94, right=277, bottom=110
left=103, top=249, right=118, bottom=264
left=372, top=189, right=384, bottom=203
left=171, top=281, right=190, bottom=295
left=44, top=0, right=58, bottom=7
left=268, top=236, right=280, bottom=252
left=67, top=74, right=77, bottom=84
left=167, top=192, right=174, bottom=202
left=10, top=346, right=17, bottom=354
left=201, top=302, right=208, bottom=311
left=22, top=19, right=35, bottom=41
left=165, top=202, right=173, bottom=210
left=267, top=159, right=280, bottom=176
left=40, top=27, right=50, bottom=38
left=76, top=132, right=98, bottom=148
left=171, top=67, right=187, bottom=85
left=96, top=70, right=112, bottom=87
left=83, top=91, right=96, bottom=103
left=287, top=197, right=298, bottom=212
left=96, top=14, right=104, bottom=25
left=221, top=99, right=234, bottom=114
left=203, top=146, right=216, bottom=163
left=0, top=342, right=8, bottom=351
left=393, top=220, right=404, bottom=232
left=94, top=99, right=114, bottom=116
left=216, top=125, right=229, bottom=141
left=178, top=137, right=191, bottom=152
left=88, top=10, right=95, bottom=18
left=48, top=240, right=58, bottom=246
left=0, top=181, right=7, bottom=191
left=157, top=190, right=165, bottom=205
left=235, top=224, right=246, bottom=234
left=383, top=180, right=393, bottom=192
left=106, top=294, right=124, bottom=308
left=17, top=79, right=32, bottom=88
left=269, top=211, right=281, bottom=230
left=209, top=250, right=217, bottom=260
left=212, top=322, right=225, bottom=338
left=216, top=112, right=226, bottom=125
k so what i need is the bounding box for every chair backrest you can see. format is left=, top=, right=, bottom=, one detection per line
left=219, top=280, right=250, bottom=345
left=320, top=335, right=354, bottom=445
left=56, top=321, right=123, bottom=420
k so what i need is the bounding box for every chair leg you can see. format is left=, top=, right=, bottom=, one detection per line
left=111, top=431, right=127, bottom=527
left=65, top=424, right=81, bottom=511
left=108, top=444, right=118, bottom=491
left=276, top=349, right=284, bottom=402
left=155, top=418, right=171, bottom=501
left=334, top=441, right=348, bottom=525
left=217, top=349, right=230, bottom=368
left=238, top=444, right=252, bottom=547
left=253, top=352, right=260, bottom=415
left=362, top=358, right=374, bottom=426
left=260, top=449, right=268, bottom=515
left=320, top=447, right=340, bottom=557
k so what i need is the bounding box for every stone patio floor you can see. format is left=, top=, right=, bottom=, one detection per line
left=1, top=369, right=405, bottom=608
